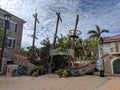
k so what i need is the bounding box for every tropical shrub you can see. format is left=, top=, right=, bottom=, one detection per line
left=62, top=70, right=69, bottom=77
left=30, top=65, right=46, bottom=76
left=56, top=69, right=64, bottom=78
left=57, top=68, right=84, bottom=78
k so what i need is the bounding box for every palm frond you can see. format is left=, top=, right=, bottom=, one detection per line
left=95, top=25, right=100, bottom=33
left=87, top=30, right=97, bottom=34
left=100, top=29, right=109, bottom=34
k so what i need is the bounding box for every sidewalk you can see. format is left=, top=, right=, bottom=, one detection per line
left=0, top=75, right=120, bottom=90
left=99, top=77, right=120, bottom=90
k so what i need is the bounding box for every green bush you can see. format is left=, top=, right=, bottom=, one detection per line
left=57, top=69, right=70, bottom=78
left=30, top=65, right=45, bottom=76
left=62, top=70, right=69, bottom=77
left=57, top=69, right=64, bottom=78
left=32, top=70, right=39, bottom=76
left=57, top=69, right=85, bottom=78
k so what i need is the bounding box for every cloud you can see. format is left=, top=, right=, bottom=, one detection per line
left=0, top=0, right=120, bottom=48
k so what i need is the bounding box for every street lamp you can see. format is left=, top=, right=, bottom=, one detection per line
left=0, top=14, right=11, bottom=73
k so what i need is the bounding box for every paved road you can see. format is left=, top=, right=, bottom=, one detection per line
left=0, top=75, right=119, bottom=90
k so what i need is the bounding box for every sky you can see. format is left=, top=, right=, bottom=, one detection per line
left=0, top=0, right=120, bottom=48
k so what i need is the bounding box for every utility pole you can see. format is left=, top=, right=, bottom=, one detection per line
left=31, top=13, right=39, bottom=59
left=49, top=12, right=62, bottom=73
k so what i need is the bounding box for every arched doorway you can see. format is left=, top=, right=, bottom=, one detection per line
left=113, top=58, right=120, bottom=74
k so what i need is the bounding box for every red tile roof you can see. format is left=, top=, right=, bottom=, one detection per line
left=104, top=34, right=120, bottom=42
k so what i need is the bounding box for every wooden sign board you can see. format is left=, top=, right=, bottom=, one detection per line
left=50, top=48, right=74, bottom=58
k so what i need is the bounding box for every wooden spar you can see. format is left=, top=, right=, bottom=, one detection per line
left=71, top=14, right=79, bottom=50
left=70, top=14, right=79, bottom=67
left=49, top=12, right=62, bottom=73
left=52, top=12, right=62, bottom=48
left=31, top=13, right=39, bottom=58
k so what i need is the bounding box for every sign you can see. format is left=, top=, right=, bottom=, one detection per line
left=50, top=47, right=74, bottom=58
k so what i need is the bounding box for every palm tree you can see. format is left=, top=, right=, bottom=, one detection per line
left=83, top=39, right=98, bottom=60
left=88, top=25, right=109, bottom=59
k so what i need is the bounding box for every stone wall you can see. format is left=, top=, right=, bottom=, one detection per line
left=103, top=54, right=120, bottom=76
